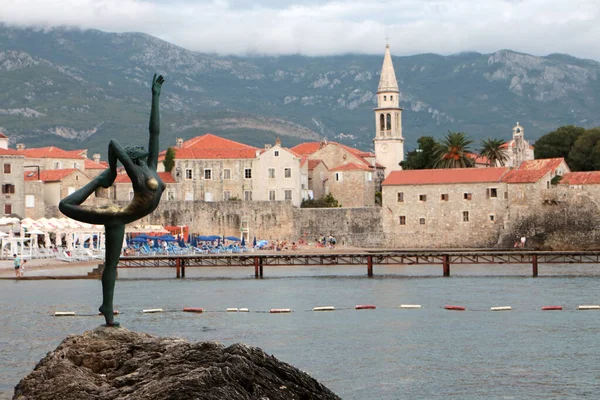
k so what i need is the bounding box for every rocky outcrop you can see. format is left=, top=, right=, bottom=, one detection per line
left=13, top=327, right=340, bottom=400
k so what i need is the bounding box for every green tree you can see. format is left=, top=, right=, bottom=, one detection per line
left=435, top=131, right=475, bottom=168
left=568, top=128, right=600, bottom=171
left=534, top=125, right=585, bottom=164
left=300, top=193, right=341, bottom=208
left=162, top=147, right=176, bottom=172
left=400, top=136, right=441, bottom=170
left=479, top=138, right=509, bottom=167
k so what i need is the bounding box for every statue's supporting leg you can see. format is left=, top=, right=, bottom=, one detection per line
left=99, top=224, right=125, bottom=327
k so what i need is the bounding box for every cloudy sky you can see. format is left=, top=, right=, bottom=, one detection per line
left=3, top=0, right=600, bottom=60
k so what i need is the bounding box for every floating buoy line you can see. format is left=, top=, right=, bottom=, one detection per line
left=51, top=303, right=600, bottom=317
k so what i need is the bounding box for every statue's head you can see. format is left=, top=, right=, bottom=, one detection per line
left=125, top=145, right=149, bottom=163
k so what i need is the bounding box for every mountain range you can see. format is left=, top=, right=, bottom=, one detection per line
left=1, top=24, right=599, bottom=157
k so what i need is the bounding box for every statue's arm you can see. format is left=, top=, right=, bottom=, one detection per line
left=108, top=140, right=136, bottom=178
left=147, top=74, right=164, bottom=171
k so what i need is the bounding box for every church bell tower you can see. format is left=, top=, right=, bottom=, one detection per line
left=373, top=44, right=404, bottom=178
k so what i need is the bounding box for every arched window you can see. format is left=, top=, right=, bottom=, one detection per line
left=380, top=114, right=385, bottom=131
left=386, top=113, right=392, bottom=131
left=390, top=95, right=393, bottom=101
left=384, top=95, right=387, bottom=101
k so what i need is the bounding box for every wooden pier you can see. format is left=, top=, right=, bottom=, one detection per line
left=116, top=250, right=600, bottom=278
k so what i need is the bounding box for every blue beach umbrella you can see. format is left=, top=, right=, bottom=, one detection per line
left=241, top=237, right=246, bottom=247
left=153, top=239, right=160, bottom=249
left=226, top=236, right=241, bottom=241
left=253, top=236, right=257, bottom=247
left=191, top=236, right=198, bottom=247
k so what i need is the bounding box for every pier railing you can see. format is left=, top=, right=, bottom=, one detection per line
left=117, top=250, right=600, bottom=278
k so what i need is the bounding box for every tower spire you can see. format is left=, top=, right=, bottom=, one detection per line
left=378, top=44, right=399, bottom=93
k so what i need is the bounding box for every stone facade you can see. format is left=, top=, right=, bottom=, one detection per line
left=0, top=154, right=25, bottom=217
left=329, top=167, right=375, bottom=208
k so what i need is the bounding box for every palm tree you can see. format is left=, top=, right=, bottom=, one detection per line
left=479, top=138, right=509, bottom=167
left=434, top=131, right=475, bottom=168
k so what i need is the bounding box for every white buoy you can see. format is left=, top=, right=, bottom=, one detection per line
left=313, top=306, right=335, bottom=311
left=399, top=304, right=422, bottom=309
left=226, top=308, right=239, bottom=312
left=577, top=305, right=600, bottom=310
left=270, top=308, right=292, bottom=313
left=54, top=311, right=76, bottom=317
left=239, top=308, right=249, bottom=312
left=490, top=306, right=512, bottom=311
left=142, top=308, right=163, bottom=313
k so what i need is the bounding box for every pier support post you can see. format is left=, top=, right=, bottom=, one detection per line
left=367, top=255, right=373, bottom=277
left=181, top=258, right=185, bottom=278
left=176, top=258, right=181, bottom=279
left=532, top=254, right=538, bottom=277
left=443, top=254, right=450, bottom=277
left=259, top=257, right=264, bottom=278
left=254, top=256, right=259, bottom=279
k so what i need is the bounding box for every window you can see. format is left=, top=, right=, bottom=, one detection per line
left=73, top=162, right=79, bottom=169
left=464, top=192, right=472, bottom=200
left=269, top=190, right=276, bottom=201
left=399, top=216, right=406, bottom=225
left=384, top=95, right=387, bottom=101
left=244, top=190, right=253, bottom=201
left=419, top=194, right=427, bottom=202
left=25, top=195, right=35, bottom=208
left=284, top=189, right=292, bottom=200
left=284, top=168, right=291, bottom=178
left=366, top=172, right=372, bottom=182
left=204, top=192, right=213, bottom=202
left=487, top=188, right=498, bottom=198
left=462, top=211, right=469, bottom=222
left=504, top=191, right=509, bottom=200
left=419, top=217, right=426, bottom=225
left=489, top=214, right=495, bottom=222
left=335, top=172, right=342, bottom=182
left=274, top=151, right=279, bottom=157
left=547, top=181, right=550, bottom=189
left=441, top=194, right=449, bottom=201
left=204, top=169, right=212, bottom=180
left=167, top=191, right=176, bottom=201
left=185, top=169, right=193, bottom=180
left=4, top=204, right=11, bottom=215
left=54, top=161, right=62, bottom=169
left=185, top=192, right=194, bottom=201
left=397, top=192, right=404, bottom=202
left=223, top=191, right=231, bottom=201
left=3, top=163, right=10, bottom=174
left=223, top=169, right=231, bottom=180
left=386, top=113, right=392, bottom=131
left=244, top=169, right=252, bottom=179
left=380, top=114, right=385, bottom=131
left=390, top=95, right=393, bottom=101
left=1, top=184, right=15, bottom=194
left=268, top=168, right=275, bottom=179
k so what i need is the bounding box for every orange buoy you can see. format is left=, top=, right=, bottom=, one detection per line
left=445, top=305, right=466, bottom=311
left=355, top=304, right=376, bottom=310
left=182, top=308, right=204, bottom=313
left=541, top=306, right=562, bottom=311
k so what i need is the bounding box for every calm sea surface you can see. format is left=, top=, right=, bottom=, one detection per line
left=2, top=264, right=600, bottom=399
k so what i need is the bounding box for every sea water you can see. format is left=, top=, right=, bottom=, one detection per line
left=1, top=264, right=600, bottom=399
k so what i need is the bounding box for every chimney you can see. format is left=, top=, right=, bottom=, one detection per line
left=93, top=153, right=101, bottom=163
left=16, top=143, right=25, bottom=150
left=176, top=138, right=184, bottom=148
left=265, top=144, right=272, bottom=150
left=275, top=137, right=281, bottom=146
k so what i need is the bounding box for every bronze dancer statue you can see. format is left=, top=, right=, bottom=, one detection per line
left=59, top=74, right=166, bottom=326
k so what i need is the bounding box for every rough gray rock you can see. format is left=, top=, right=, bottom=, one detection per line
left=13, top=327, right=340, bottom=400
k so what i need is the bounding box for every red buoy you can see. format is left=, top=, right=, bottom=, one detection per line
left=182, top=308, right=204, bottom=313
left=541, top=306, right=562, bottom=311
left=445, top=305, right=466, bottom=311
left=355, top=304, right=376, bottom=310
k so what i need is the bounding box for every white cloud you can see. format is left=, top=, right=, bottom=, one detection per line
left=2, top=0, right=600, bottom=60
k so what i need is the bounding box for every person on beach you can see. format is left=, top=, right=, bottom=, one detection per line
left=59, top=74, right=166, bottom=327
left=14, top=254, right=25, bottom=278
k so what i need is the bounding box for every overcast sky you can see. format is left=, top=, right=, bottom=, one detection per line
left=3, top=0, right=600, bottom=60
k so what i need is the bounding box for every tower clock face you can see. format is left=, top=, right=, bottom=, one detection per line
left=380, top=144, right=388, bottom=153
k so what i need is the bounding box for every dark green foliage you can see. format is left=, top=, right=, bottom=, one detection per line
left=568, top=128, right=600, bottom=171
left=301, top=193, right=340, bottom=208
left=374, top=191, right=382, bottom=205
left=435, top=131, right=475, bottom=168
left=479, top=138, right=509, bottom=167
left=400, top=136, right=441, bottom=170
left=163, top=147, right=176, bottom=172
left=534, top=125, right=585, bottom=164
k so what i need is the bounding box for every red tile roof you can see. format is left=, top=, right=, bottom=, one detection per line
left=307, top=159, right=325, bottom=170
left=290, top=142, right=322, bottom=155
left=0, top=132, right=7, bottom=139
left=114, top=172, right=176, bottom=184
left=383, top=167, right=509, bottom=186
left=517, top=158, right=565, bottom=172
left=290, top=141, right=374, bottom=168
left=501, top=158, right=567, bottom=183
left=159, top=134, right=259, bottom=160
left=85, top=159, right=108, bottom=169
left=17, top=146, right=86, bottom=159
left=24, top=168, right=83, bottom=182
left=559, top=171, right=600, bottom=185
left=0, top=148, right=21, bottom=156
left=330, top=162, right=373, bottom=172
